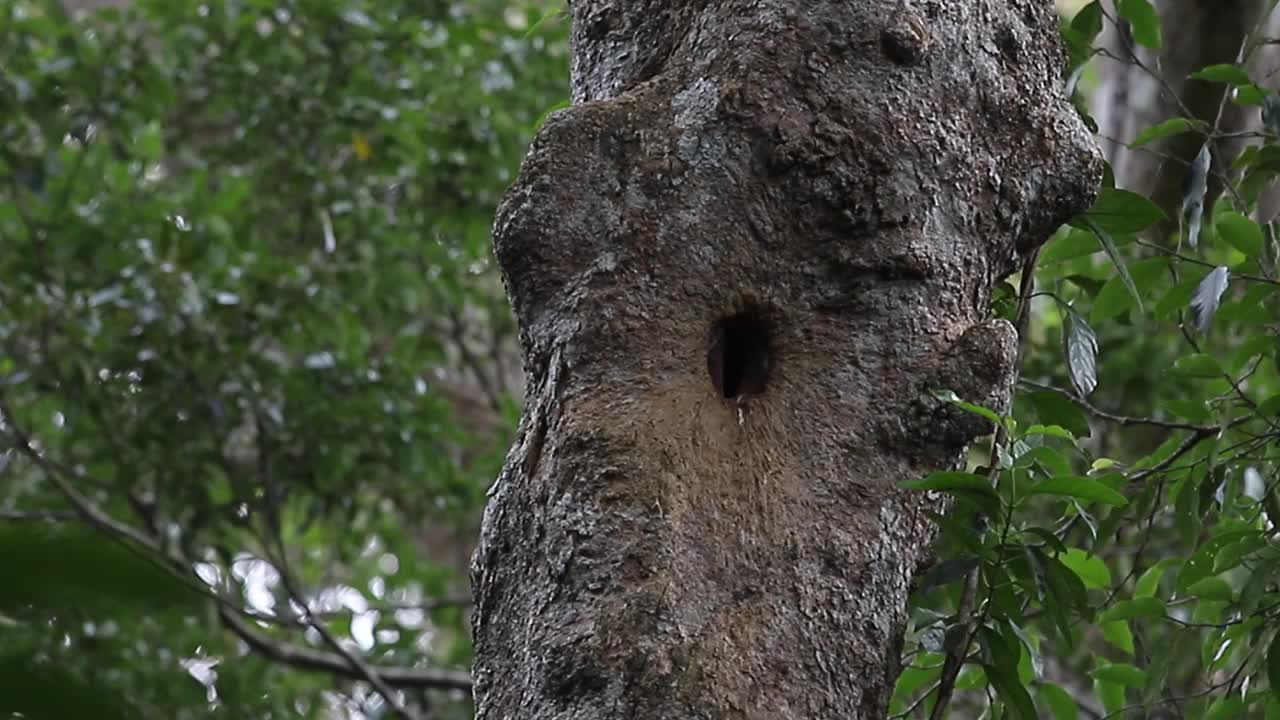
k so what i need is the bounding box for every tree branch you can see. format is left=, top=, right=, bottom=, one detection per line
left=1018, top=379, right=1215, bottom=432
left=219, top=608, right=472, bottom=691
left=268, top=540, right=422, bottom=720
left=0, top=395, right=474, bottom=696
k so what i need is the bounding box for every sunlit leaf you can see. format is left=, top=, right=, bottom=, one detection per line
left=1061, top=549, right=1111, bottom=589
left=1090, top=662, right=1147, bottom=686
left=1118, top=0, right=1161, bottom=48
left=1215, top=212, right=1264, bottom=257
left=1186, top=575, right=1234, bottom=602
left=1134, top=561, right=1174, bottom=597
left=1037, top=682, right=1079, bottom=720
left=1131, top=117, right=1193, bottom=147
left=1098, top=597, right=1167, bottom=622
left=1190, top=64, right=1252, bottom=85
left=1102, top=620, right=1135, bottom=655
left=1074, top=189, right=1166, bottom=234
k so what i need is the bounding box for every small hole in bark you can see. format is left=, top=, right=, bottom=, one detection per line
left=707, top=310, right=771, bottom=399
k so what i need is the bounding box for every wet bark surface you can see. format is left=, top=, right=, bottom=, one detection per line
left=471, top=1, right=1101, bottom=718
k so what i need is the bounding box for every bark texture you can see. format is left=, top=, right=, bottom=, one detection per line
left=471, top=1, right=1101, bottom=718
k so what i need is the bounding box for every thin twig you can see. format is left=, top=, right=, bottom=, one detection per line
left=219, top=608, right=472, bottom=691
left=1019, top=379, right=1216, bottom=431
left=0, top=396, right=473, bottom=695
left=270, top=549, right=423, bottom=720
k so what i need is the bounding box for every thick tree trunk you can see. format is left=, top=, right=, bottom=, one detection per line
left=470, top=1, right=1100, bottom=718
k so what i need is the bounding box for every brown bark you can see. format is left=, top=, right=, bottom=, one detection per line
left=471, top=1, right=1101, bottom=718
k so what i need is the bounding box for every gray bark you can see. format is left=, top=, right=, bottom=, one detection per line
left=471, top=1, right=1100, bottom=718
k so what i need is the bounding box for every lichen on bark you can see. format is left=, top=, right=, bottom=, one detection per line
left=471, top=1, right=1102, bottom=718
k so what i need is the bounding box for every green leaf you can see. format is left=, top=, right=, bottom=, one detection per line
left=1028, top=390, right=1092, bottom=437
left=990, top=671, right=1039, bottom=720
left=901, top=472, right=1001, bottom=515
left=1190, top=64, right=1253, bottom=85
left=1043, top=551, right=1092, bottom=615
left=1186, top=575, right=1234, bottom=602
left=1037, top=682, right=1079, bottom=720
left=1216, top=212, right=1264, bottom=257
left=932, top=389, right=1003, bottom=424
left=1074, top=189, right=1167, bottom=234
left=1102, top=620, right=1135, bottom=655
left=1228, top=331, right=1275, bottom=374
left=1235, top=83, right=1269, bottom=106
left=1131, top=117, right=1193, bottom=147
left=1214, top=535, right=1265, bottom=573
left=1118, top=0, right=1161, bottom=49
left=1070, top=1, right=1103, bottom=42
left=1090, top=662, right=1148, bottom=687
left=134, top=121, right=165, bottom=162
left=1023, top=526, right=1068, bottom=554
left=1060, top=548, right=1111, bottom=589
left=1095, top=679, right=1125, bottom=715
left=1090, top=257, right=1167, bottom=322
left=1041, top=227, right=1104, bottom=264
left=1134, top=560, right=1173, bottom=597
left=1099, top=597, right=1167, bottom=622
left=1016, top=446, right=1073, bottom=477
left=1031, top=476, right=1128, bottom=507
left=1091, top=221, right=1147, bottom=315
left=1178, top=531, right=1253, bottom=591
left=1206, top=698, right=1247, bottom=720
left=1155, top=272, right=1206, bottom=320
left=1023, top=424, right=1076, bottom=442
left=980, top=629, right=1039, bottom=720
left=0, top=654, right=136, bottom=720
left=1171, top=353, right=1223, bottom=378
left=893, top=662, right=941, bottom=702
left=1268, top=632, right=1280, bottom=700
left=0, top=524, right=205, bottom=614
left=1261, top=392, right=1280, bottom=417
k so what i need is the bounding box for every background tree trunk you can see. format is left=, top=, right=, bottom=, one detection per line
left=1092, top=0, right=1280, bottom=216
left=471, top=1, right=1100, bottom=718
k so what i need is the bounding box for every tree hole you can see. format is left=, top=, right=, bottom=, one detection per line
left=707, top=310, right=771, bottom=399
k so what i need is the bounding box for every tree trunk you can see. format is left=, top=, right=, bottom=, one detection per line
left=470, top=1, right=1100, bottom=718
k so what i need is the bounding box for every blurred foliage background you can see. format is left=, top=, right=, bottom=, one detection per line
left=1, top=1, right=566, bottom=717
left=895, top=2, right=1280, bottom=718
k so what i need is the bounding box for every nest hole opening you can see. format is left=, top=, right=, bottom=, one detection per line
left=707, top=310, right=771, bottom=399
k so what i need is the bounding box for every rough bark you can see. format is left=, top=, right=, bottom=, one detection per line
left=471, top=1, right=1101, bottom=718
